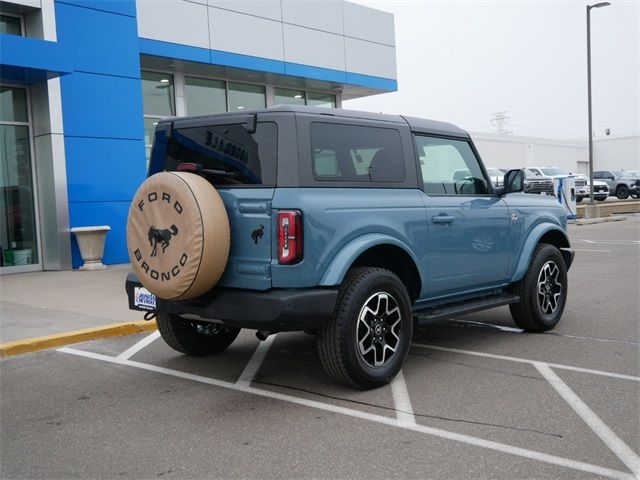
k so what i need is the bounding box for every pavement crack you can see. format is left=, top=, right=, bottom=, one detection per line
left=253, top=380, right=564, bottom=439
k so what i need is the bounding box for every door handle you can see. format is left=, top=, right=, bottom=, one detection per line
left=432, top=215, right=455, bottom=225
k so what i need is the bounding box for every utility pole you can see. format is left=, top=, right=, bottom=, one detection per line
left=491, top=111, right=512, bottom=135
left=587, top=2, right=611, bottom=204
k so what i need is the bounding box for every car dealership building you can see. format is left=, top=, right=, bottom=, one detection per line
left=0, top=0, right=397, bottom=272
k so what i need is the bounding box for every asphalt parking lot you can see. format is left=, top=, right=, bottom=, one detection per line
left=2, top=216, right=639, bottom=479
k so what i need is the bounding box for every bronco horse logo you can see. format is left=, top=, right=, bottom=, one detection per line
left=148, top=224, right=179, bottom=257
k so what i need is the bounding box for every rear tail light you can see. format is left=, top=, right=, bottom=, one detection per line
left=278, top=210, right=303, bottom=265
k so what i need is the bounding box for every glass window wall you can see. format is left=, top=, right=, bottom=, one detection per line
left=228, top=82, right=265, bottom=111
left=0, top=15, right=22, bottom=36
left=307, top=92, right=336, bottom=108
left=1, top=86, right=38, bottom=268
left=275, top=88, right=305, bottom=106
left=142, top=71, right=175, bottom=165
left=185, top=77, right=226, bottom=115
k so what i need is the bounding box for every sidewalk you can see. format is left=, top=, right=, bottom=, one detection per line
left=0, top=264, right=142, bottom=343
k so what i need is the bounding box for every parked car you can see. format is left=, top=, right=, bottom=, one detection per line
left=593, top=170, right=640, bottom=199
left=620, top=170, right=640, bottom=198
left=125, top=105, right=574, bottom=389
left=522, top=169, right=555, bottom=195
left=573, top=175, right=609, bottom=202
left=453, top=167, right=504, bottom=187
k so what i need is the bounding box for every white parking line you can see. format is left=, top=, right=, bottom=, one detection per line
left=235, top=334, right=276, bottom=387
left=56, top=347, right=635, bottom=480
left=115, top=331, right=161, bottom=361
left=412, top=344, right=640, bottom=382
left=535, top=363, right=640, bottom=477
left=580, top=239, right=640, bottom=245
left=573, top=248, right=612, bottom=253
left=390, top=370, right=416, bottom=426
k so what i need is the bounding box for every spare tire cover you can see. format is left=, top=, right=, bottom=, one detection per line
left=127, top=172, right=230, bottom=300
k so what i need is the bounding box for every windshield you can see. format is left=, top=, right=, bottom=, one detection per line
left=611, top=170, right=625, bottom=176
left=541, top=167, right=570, bottom=176
left=524, top=169, right=542, bottom=179
left=486, top=168, right=503, bottom=177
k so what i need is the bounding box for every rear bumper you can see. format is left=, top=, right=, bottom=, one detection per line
left=125, top=272, right=337, bottom=332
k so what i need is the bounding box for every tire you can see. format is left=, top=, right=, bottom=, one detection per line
left=615, top=185, right=630, bottom=200
left=508, top=243, right=568, bottom=332
left=576, top=197, right=583, bottom=203
left=157, top=313, right=240, bottom=356
left=317, top=267, right=413, bottom=389
left=596, top=197, right=607, bottom=202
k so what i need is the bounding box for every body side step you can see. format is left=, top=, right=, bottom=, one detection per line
left=415, top=293, right=520, bottom=325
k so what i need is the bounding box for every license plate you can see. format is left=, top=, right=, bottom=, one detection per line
left=134, top=287, right=156, bottom=310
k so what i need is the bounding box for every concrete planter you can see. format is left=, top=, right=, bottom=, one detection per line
left=70, top=226, right=111, bottom=271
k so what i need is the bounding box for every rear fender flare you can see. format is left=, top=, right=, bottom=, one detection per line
left=319, top=234, right=424, bottom=288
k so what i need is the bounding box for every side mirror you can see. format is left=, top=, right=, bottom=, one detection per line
left=495, top=169, right=525, bottom=196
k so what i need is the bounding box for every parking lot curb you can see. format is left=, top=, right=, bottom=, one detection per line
left=575, top=215, right=627, bottom=226
left=0, top=320, right=157, bottom=358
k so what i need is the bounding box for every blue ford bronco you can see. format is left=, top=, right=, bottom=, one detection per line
left=125, top=105, right=574, bottom=389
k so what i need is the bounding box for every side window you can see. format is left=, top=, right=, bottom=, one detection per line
left=310, top=123, right=405, bottom=183
left=593, top=172, right=602, bottom=179
left=415, top=135, right=490, bottom=195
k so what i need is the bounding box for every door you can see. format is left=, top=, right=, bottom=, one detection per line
left=415, top=135, right=511, bottom=297
left=1, top=86, right=41, bottom=273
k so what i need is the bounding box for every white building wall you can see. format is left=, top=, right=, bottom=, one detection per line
left=470, top=133, right=586, bottom=173
left=471, top=132, right=640, bottom=175
left=593, top=135, right=640, bottom=171
left=136, top=0, right=397, bottom=80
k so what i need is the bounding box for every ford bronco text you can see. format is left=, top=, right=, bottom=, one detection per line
left=126, top=106, right=574, bottom=389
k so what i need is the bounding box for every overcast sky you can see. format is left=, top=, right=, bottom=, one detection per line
left=344, top=0, right=639, bottom=140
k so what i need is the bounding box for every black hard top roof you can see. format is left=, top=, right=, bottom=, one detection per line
left=163, top=105, right=470, bottom=139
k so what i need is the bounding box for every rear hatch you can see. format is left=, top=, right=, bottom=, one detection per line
left=150, top=116, right=277, bottom=290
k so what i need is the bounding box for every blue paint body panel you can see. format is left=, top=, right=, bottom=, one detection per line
left=271, top=188, right=427, bottom=292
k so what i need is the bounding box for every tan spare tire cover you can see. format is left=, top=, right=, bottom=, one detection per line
left=127, top=172, right=230, bottom=300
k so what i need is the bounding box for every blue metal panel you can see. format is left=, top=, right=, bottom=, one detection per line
left=54, top=0, right=146, bottom=267
left=69, top=201, right=132, bottom=267
left=60, top=72, right=144, bottom=139
left=138, top=37, right=398, bottom=92
left=55, top=0, right=136, bottom=18
left=65, top=137, right=146, bottom=203
left=346, top=72, right=398, bottom=92
left=56, top=2, right=140, bottom=78
left=211, top=50, right=285, bottom=75
left=0, top=34, right=73, bottom=84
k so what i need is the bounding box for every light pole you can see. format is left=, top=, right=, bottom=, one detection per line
left=587, top=1, right=611, bottom=204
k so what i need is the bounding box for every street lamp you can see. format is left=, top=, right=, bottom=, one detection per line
left=587, top=1, right=611, bottom=204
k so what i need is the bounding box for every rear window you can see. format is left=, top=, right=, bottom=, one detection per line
left=165, top=122, right=277, bottom=186
left=310, top=123, right=405, bottom=183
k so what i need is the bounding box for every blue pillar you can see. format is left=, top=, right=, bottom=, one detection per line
left=56, top=0, right=146, bottom=267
